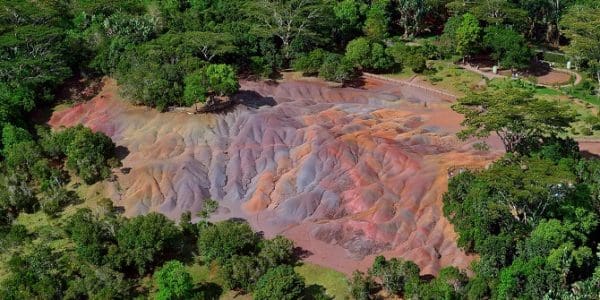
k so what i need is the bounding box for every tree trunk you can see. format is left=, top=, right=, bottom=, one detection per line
left=207, top=95, right=216, bottom=107
left=596, top=71, right=600, bottom=98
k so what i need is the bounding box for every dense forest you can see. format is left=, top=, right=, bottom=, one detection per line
left=2, top=0, right=600, bottom=299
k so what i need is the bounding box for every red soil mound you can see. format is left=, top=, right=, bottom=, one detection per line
left=49, top=77, right=501, bottom=275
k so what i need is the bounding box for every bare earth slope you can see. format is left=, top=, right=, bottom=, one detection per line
left=50, top=77, right=500, bottom=275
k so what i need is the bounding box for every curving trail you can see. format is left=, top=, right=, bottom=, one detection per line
left=49, top=77, right=502, bottom=275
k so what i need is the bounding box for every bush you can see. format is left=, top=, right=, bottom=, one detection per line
left=369, top=43, right=394, bottom=72
left=369, top=256, right=420, bottom=295
left=386, top=42, right=428, bottom=73
left=253, top=265, right=305, bottom=300
left=405, top=53, right=427, bottom=73
left=259, top=236, right=296, bottom=267
left=345, top=37, right=371, bottom=70
left=293, top=49, right=327, bottom=75
left=319, top=54, right=357, bottom=84
left=542, top=51, right=569, bottom=65
left=197, top=220, right=260, bottom=262
left=581, top=127, right=593, bottom=136
left=154, top=260, right=195, bottom=300
left=115, top=213, right=183, bottom=275
left=219, top=255, right=265, bottom=292
left=349, top=271, right=374, bottom=300
left=61, top=125, right=116, bottom=184
left=345, top=38, right=393, bottom=72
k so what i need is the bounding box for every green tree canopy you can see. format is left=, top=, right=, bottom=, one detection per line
left=455, top=13, right=481, bottom=61
left=245, top=0, right=331, bottom=62
left=183, top=70, right=208, bottom=107
left=60, top=125, right=116, bottom=184
left=363, top=0, right=390, bottom=41
left=253, top=265, right=305, bottom=300
left=452, top=82, right=576, bottom=153
left=198, top=220, right=260, bottom=262
left=334, top=0, right=367, bottom=45
left=154, top=260, right=195, bottom=300
left=258, top=236, right=296, bottom=267
left=203, top=64, right=240, bottom=97
left=115, top=213, right=184, bottom=275
left=560, top=4, right=600, bottom=94
left=483, top=26, right=532, bottom=70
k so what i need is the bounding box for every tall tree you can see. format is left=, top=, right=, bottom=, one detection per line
left=334, top=0, right=367, bottom=46
left=452, top=82, right=576, bottom=153
left=184, top=31, right=236, bottom=62
left=561, top=4, right=600, bottom=96
left=483, top=26, right=533, bottom=71
left=154, top=261, right=195, bottom=300
left=395, top=0, right=428, bottom=38
left=455, top=13, right=481, bottom=62
left=114, top=213, right=183, bottom=275
left=246, top=0, right=330, bottom=62
left=363, top=0, right=391, bottom=41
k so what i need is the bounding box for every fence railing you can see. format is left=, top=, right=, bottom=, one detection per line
left=362, top=72, right=458, bottom=101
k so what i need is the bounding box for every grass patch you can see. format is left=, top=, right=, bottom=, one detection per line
left=386, top=68, right=416, bottom=80
left=186, top=260, right=222, bottom=285
left=425, top=61, right=485, bottom=96
left=295, top=262, right=351, bottom=300
left=563, top=88, right=600, bottom=106
left=552, top=95, right=600, bottom=139
left=534, top=87, right=562, bottom=96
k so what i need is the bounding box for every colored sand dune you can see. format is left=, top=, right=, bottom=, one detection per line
left=49, top=77, right=501, bottom=275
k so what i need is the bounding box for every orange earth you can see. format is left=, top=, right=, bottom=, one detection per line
left=49, top=76, right=503, bottom=275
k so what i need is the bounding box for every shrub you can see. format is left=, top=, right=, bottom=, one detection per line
left=115, top=213, right=183, bottom=275
left=219, top=255, right=265, bottom=291
left=349, top=271, right=374, bottom=300
left=253, top=265, right=305, bottom=300
left=319, top=54, right=357, bottom=84
left=259, top=236, right=296, bottom=267
left=293, top=49, right=327, bottom=75
left=62, top=125, right=116, bottom=184
left=197, top=220, right=260, bottom=262
left=154, top=260, right=195, bottom=300
left=405, top=53, right=427, bottom=73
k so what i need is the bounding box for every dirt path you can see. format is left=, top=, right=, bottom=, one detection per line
left=459, top=64, right=504, bottom=80
left=459, top=63, right=582, bottom=87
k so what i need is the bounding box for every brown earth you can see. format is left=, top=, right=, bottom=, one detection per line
left=49, top=76, right=502, bottom=275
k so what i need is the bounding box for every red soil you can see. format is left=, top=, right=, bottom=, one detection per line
left=498, top=69, right=572, bottom=85
left=49, top=77, right=502, bottom=275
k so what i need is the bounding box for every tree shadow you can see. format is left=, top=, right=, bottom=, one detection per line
left=233, top=90, right=277, bottom=108
left=304, top=284, right=333, bottom=300
left=527, top=60, right=552, bottom=76
left=580, top=150, right=600, bottom=159
left=226, top=217, right=249, bottom=223
left=343, top=76, right=366, bottom=88
left=194, top=282, right=223, bottom=300
left=293, top=247, right=313, bottom=260
left=114, top=145, right=130, bottom=161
